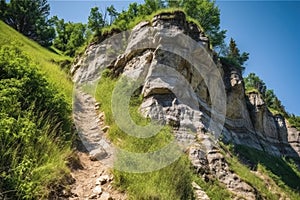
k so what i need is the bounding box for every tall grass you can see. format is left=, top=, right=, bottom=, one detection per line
left=94, top=71, right=245, bottom=199
left=94, top=71, right=194, bottom=199
left=192, top=176, right=232, bottom=200
left=0, top=21, right=73, bottom=199
left=0, top=112, right=72, bottom=199
left=221, top=143, right=300, bottom=200
left=0, top=21, right=73, bottom=101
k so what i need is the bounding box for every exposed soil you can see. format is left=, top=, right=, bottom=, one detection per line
left=68, top=90, right=126, bottom=200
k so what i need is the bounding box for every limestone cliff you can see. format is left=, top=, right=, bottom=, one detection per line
left=71, top=11, right=300, bottom=199
left=72, top=11, right=299, bottom=158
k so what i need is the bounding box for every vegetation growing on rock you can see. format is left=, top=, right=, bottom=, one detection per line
left=0, top=0, right=300, bottom=199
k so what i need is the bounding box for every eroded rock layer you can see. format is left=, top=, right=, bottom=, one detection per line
left=72, top=11, right=300, bottom=199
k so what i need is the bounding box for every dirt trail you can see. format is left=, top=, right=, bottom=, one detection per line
left=69, top=90, right=126, bottom=200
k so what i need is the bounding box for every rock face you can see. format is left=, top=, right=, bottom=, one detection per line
left=74, top=10, right=299, bottom=158
left=72, top=11, right=300, bottom=199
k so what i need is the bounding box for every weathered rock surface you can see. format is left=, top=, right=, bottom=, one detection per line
left=192, top=182, right=210, bottom=200
left=287, top=121, right=300, bottom=156
left=72, top=10, right=300, bottom=199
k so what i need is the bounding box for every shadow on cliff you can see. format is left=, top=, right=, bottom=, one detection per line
left=234, top=145, right=300, bottom=192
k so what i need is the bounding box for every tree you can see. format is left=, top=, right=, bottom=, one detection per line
left=127, top=2, right=139, bottom=18
left=220, top=38, right=249, bottom=71
left=88, top=7, right=105, bottom=34
left=52, top=17, right=68, bottom=51
left=288, top=114, right=300, bottom=130
left=52, top=17, right=88, bottom=56
left=107, top=5, right=119, bottom=25
left=65, top=23, right=87, bottom=56
left=166, top=0, right=180, bottom=8
left=244, top=73, right=266, bottom=95
left=1, top=0, right=55, bottom=47
left=111, top=3, right=140, bottom=30
left=244, top=73, right=286, bottom=115
left=264, top=89, right=276, bottom=107
left=112, top=0, right=164, bottom=30
left=228, top=38, right=249, bottom=66
left=272, top=97, right=286, bottom=115
left=0, top=0, right=7, bottom=20
left=167, top=0, right=226, bottom=47
left=139, top=0, right=164, bottom=15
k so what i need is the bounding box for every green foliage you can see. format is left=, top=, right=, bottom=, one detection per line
left=231, top=145, right=300, bottom=198
left=52, top=16, right=89, bottom=57
left=264, top=89, right=276, bottom=107
left=95, top=71, right=194, bottom=199
left=90, top=0, right=226, bottom=50
left=220, top=38, right=249, bottom=72
left=244, top=73, right=266, bottom=95
left=0, top=45, right=71, bottom=131
left=0, top=0, right=6, bottom=19
left=217, top=143, right=300, bottom=199
left=0, top=45, right=72, bottom=199
left=112, top=0, right=164, bottom=31
left=1, top=0, right=55, bottom=47
left=139, top=0, right=165, bottom=15
left=228, top=38, right=249, bottom=66
left=0, top=21, right=73, bottom=99
left=167, top=0, right=226, bottom=47
left=288, top=114, right=300, bottom=131
left=244, top=73, right=287, bottom=115
left=88, top=7, right=105, bottom=35
left=193, top=176, right=232, bottom=200
left=106, top=5, right=119, bottom=25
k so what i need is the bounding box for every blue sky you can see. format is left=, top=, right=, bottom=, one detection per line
left=48, top=0, right=300, bottom=115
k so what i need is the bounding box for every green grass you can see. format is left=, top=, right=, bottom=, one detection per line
left=94, top=8, right=206, bottom=47
left=0, top=21, right=73, bottom=100
left=287, top=115, right=300, bottom=131
left=221, top=143, right=300, bottom=200
left=94, top=71, right=242, bottom=199
left=114, top=156, right=193, bottom=200
left=268, top=107, right=284, bottom=116
left=192, top=175, right=232, bottom=200
left=245, top=87, right=260, bottom=94
left=7, top=120, right=72, bottom=199
left=94, top=71, right=194, bottom=199
left=0, top=21, right=74, bottom=199
left=234, top=145, right=300, bottom=191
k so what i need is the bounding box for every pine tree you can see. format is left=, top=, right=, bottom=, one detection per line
left=107, top=5, right=118, bottom=25
left=227, top=38, right=249, bottom=67
left=88, top=7, right=105, bottom=34
left=229, top=38, right=240, bottom=58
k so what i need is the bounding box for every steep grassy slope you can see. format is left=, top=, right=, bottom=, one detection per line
left=221, top=144, right=300, bottom=199
left=0, top=21, right=73, bottom=100
left=0, top=21, right=74, bottom=199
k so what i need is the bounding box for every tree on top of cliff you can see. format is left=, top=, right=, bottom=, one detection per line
left=228, top=38, right=249, bottom=66
left=107, top=5, right=119, bottom=25
left=167, top=0, right=226, bottom=47
left=110, top=0, right=225, bottom=47
left=220, top=38, right=249, bottom=72
left=244, top=73, right=287, bottom=116
left=244, top=73, right=266, bottom=94
left=112, top=0, right=164, bottom=30
left=88, top=7, right=105, bottom=35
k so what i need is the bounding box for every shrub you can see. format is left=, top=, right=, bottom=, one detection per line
left=0, top=45, right=72, bottom=199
